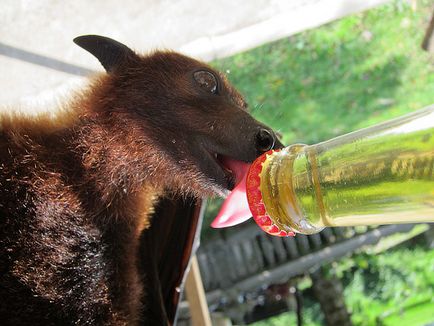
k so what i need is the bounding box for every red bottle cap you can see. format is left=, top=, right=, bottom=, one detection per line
left=246, top=150, right=295, bottom=237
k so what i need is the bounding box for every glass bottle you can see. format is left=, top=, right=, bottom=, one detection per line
left=251, top=106, right=434, bottom=235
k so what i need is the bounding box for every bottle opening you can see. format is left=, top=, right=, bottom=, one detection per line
left=246, top=149, right=295, bottom=237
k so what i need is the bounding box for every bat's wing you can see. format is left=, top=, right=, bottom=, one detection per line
left=139, top=194, right=203, bottom=325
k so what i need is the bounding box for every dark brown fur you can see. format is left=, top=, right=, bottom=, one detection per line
left=0, top=36, right=280, bottom=325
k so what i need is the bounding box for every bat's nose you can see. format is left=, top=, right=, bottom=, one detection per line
left=255, top=128, right=276, bottom=153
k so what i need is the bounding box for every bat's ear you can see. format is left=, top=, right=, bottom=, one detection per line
left=74, top=35, right=138, bottom=73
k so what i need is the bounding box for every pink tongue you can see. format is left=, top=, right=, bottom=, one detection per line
left=211, top=157, right=252, bottom=228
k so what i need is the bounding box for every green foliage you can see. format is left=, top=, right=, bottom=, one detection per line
left=341, top=247, right=434, bottom=325
left=250, top=246, right=434, bottom=326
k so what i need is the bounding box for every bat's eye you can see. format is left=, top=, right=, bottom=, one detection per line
left=193, top=70, right=218, bottom=94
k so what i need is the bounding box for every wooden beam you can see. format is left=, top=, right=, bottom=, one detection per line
left=185, top=255, right=212, bottom=326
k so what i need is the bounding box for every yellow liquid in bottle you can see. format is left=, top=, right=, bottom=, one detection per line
left=260, top=106, right=434, bottom=235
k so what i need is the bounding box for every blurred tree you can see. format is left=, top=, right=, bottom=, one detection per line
left=422, top=7, right=434, bottom=52
left=311, top=266, right=352, bottom=326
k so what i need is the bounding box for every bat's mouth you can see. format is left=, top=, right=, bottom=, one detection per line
left=211, top=153, right=237, bottom=191
left=200, top=127, right=280, bottom=197
left=200, top=146, right=254, bottom=198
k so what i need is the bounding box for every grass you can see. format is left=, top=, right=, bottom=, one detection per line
left=383, top=298, right=434, bottom=326
left=213, top=1, right=434, bottom=146
left=203, top=0, right=434, bottom=325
